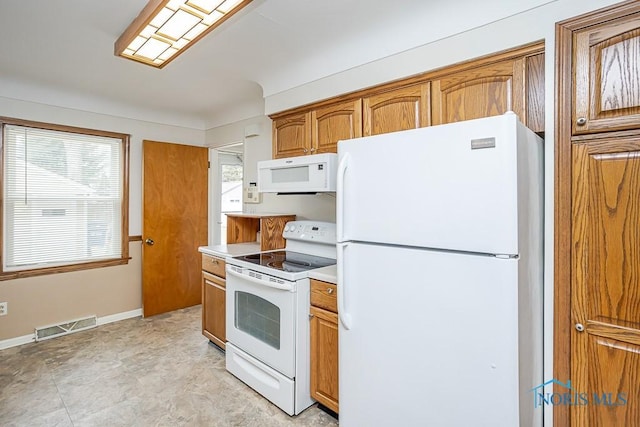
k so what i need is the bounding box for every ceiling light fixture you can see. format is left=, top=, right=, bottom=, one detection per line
left=115, top=0, right=252, bottom=68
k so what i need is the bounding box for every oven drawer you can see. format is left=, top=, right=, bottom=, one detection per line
left=202, top=254, right=226, bottom=278
left=226, top=343, right=296, bottom=416
left=310, top=279, right=337, bottom=313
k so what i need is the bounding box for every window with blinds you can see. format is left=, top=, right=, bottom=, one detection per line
left=1, top=120, right=129, bottom=274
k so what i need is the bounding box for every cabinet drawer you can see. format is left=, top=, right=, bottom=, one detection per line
left=310, top=279, right=337, bottom=313
left=202, top=254, right=226, bottom=278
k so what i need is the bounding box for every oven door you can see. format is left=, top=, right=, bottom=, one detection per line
left=225, top=265, right=296, bottom=378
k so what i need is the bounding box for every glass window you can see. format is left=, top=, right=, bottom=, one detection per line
left=219, top=149, right=243, bottom=244
left=1, top=119, right=130, bottom=277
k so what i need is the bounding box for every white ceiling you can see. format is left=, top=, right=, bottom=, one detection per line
left=0, top=0, right=554, bottom=130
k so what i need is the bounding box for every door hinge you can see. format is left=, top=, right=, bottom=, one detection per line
left=208, top=161, right=211, bottom=168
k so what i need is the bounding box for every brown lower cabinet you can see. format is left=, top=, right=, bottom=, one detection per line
left=202, top=254, right=226, bottom=349
left=310, top=279, right=339, bottom=413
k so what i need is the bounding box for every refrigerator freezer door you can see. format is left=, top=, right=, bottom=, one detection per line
left=337, top=113, right=540, bottom=255
left=339, top=242, right=541, bottom=427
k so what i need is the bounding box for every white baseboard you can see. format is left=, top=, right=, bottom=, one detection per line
left=97, top=308, right=142, bottom=326
left=0, top=334, right=35, bottom=350
left=0, top=308, right=143, bottom=351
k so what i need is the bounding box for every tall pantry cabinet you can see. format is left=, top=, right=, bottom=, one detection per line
left=555, top=2, right=640, bottom=426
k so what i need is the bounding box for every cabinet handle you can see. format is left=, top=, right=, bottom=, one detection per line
left=303, top=148, right=308, bottom=153
left=576, top=117, right=587, bottom=126
left=327, top=288, right=334, bottom=294
left=309, top=314, right=314, bottom=320
left=575, top=323, right=585, bottom=332
left=310, top=147, right=316, bottom=152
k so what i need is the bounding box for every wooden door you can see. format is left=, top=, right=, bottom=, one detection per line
left=571, top=136, right=640, bottom=426
left=142, top=140, right=208, bottom=317
left=272, top=112, right=311, bottom=158
left=573, top=15, right=640, bottom=135
left=431, top=58, right=525, bottom=126
left=363, top=83, right=430, bottom=136
left=310, top=306, right=339, bottom=413
left=311, top=99, right=362, bottom=153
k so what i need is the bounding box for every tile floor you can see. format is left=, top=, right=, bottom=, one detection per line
left=0, top=306, right=338, bottom=426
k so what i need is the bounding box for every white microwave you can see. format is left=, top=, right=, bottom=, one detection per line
left=258, top=153, right=337, bottom=194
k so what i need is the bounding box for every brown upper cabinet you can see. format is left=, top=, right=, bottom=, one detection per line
left=311, top=99, right=362, bottom=154
left=273, top=100, right=362, bottom=159
left=431, top=58, right=526, bottom=126
left=272, top=112, right=311, bottom=158
left=270, top=42, right=544, bottom=158
left=363, top=83, right=430, bottom=136
left=572, top=14, right=640, bottom=135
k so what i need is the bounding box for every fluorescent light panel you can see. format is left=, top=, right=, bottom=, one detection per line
left=115, top=0, right=251, bottom=68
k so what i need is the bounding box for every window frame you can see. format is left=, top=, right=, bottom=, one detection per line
left=0, top=116, right=130, bottom=280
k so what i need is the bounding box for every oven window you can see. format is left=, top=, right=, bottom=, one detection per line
left=234, top=291, right=281, bottom=349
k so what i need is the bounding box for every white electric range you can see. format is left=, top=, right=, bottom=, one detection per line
left=224, top=220, right=336, bottom=416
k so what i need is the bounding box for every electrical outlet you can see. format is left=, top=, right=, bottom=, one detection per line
left=0, top=302, right=7, bottom=316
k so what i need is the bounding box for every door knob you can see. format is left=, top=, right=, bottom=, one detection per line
left=145, top=238, right=155, bottom=246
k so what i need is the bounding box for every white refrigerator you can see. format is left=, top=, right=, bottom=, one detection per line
left=336, top=112, right=543, bottom=427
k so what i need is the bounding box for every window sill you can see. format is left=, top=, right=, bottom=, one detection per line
left=0, top=257, right=131, bottom=281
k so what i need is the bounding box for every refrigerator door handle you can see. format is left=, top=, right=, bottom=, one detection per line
left=337, top=242, right=353, bottom=330
left=336, top=153, right=350, bottom=242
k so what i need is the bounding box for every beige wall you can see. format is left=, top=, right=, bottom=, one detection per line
left=0, top=96, right=207, bottom=345
left=0, top=242, right=141, bottom=341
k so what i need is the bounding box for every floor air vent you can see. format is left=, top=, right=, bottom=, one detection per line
left=35, top=315, right=97, bottom=342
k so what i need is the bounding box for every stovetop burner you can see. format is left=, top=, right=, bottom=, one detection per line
left=234, top=250, right=334, bottom=273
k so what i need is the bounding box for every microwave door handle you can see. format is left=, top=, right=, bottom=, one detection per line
left=226, top=266, right=294, bottom=291
left=336, top=153, right=350, bottom=242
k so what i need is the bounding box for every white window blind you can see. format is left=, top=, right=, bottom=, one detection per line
left=3, top=124, right=123, bottom=271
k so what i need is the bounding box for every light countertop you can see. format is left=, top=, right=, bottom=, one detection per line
left=225, top=212, right=296, bottom=218
left=309, top=265, right=337, bottom=284
left=198, top=242, right=261, bottom=258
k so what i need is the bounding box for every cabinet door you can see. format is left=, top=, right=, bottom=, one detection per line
left=272, top=112, right=311, bottom=158
left=202, top=272, right=226, bottom=349
left=573, top=15, right=640, bottom=135
left=310, top=306, right=339, bottom=413
left=571, top=137, right=640, bottom=426
left=431, top=58, right=525, bottom=126
left=363, top=83, right=430, bottom=136
left=526, top=53, right=545, bottom=134
left=311, top=99, right=362, bottom=153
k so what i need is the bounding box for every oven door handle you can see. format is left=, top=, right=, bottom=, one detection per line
left=226, top=266, right=294, bottom=291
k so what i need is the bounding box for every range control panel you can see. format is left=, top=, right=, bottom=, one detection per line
left=282, top=221, right=336, bottom=245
